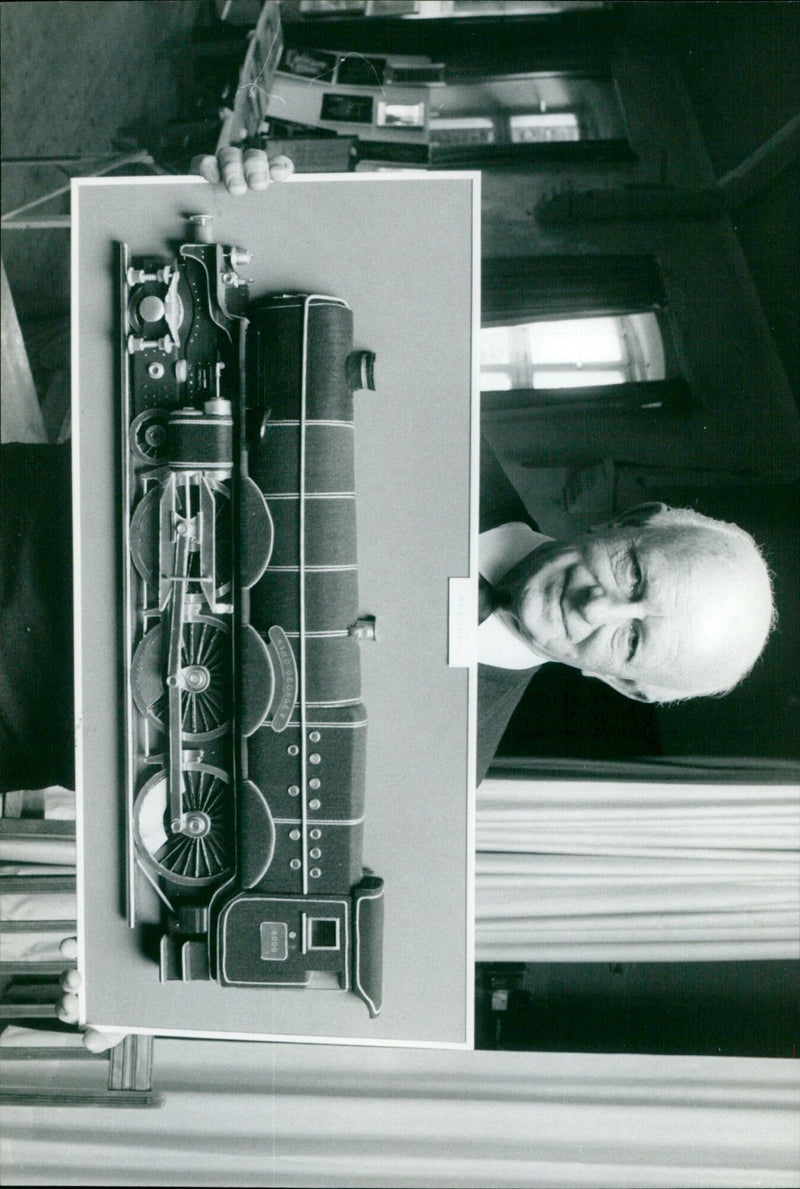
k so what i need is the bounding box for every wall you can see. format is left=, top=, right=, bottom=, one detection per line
left=648, top=0, right=800, bottom=403
left=479, top=47, right=800, bottom=478
left=479, top=959, right=799, bottom=1057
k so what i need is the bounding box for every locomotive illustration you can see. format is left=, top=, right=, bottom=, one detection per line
left=119, top=214, right=384, bottom=1016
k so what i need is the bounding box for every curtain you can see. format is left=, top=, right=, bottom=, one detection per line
left=431, top=140, right=637, bottom=169
left=3, top=1041, right=798, bottom=1187
left=2, top=790, right=798, bottom=1186
left=488, top=756, right=800, bottom=785
left=0, top=786, right=76, bottom=968
left=481, top=255, right=666, bottom=326
left=480, top=379, right=690, bottom=418
left=476, top=779, right=800, bottom=962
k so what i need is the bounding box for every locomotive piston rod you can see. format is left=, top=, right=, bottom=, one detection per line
left=166, top=523, right=191, bottom=833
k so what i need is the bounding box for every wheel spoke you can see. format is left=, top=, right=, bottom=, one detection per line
left=135, top=766, right=232, bottom=888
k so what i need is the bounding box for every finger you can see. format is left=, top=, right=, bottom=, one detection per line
left=243, top=148, right=270, bottom=190
left=60, top=968, right=81, bottom=992
left=190, top=154, right=221, bottom=185
left=59, top=936, right=78, bottom=960
left=56, top=993, right=79, bottom=1024
left=217, top=147, right=247, bottom=196
left=269, top=154, right=294, bottom=182
left=83, top=1028, right=126, bottom=1054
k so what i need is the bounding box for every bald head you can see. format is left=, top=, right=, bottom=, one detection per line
left=496, top=502, right=776, bottom=704
left=629, top=506, right=776, bottom=702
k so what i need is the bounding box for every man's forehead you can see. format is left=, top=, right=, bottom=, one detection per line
left=604, top=524, right=733, bottom=592
left=630, top=532, right=734, bottom=687
left=603, top=521, right=710, bottom=554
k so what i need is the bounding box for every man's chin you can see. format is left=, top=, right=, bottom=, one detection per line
left=529, top=640, right=575, bottom=667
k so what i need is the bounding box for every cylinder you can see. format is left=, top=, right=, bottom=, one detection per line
left=167, top=410, right=233, bottom=469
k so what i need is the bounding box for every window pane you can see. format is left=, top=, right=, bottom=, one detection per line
left=480, top=313, right=666, bottom=395
left=376, top=101, right=426, bottom=128
left=528, top=318, right=624, bottom=366
left=480, top=327, right=512, bottom=365
left=533, top=368, right=628, bottom=389
left=509, top=112, right=580, bottom=144
left=430, top=116, right=496, bottom=146
left=624, top=312, right=666, bottom=380
left=480, top=371, right=513, bottom=390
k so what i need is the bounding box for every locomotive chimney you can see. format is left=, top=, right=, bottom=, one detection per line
left=189, top=213, right=214, bottom=243
left=346, top=350, right=376, bottom=393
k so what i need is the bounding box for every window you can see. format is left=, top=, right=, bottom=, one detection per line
left=377, top=100, right=426, bottom=128
left=428, top=116, right=496, bottom=146
left=428, top=73, right=630, bottom=163
left=430, top=107, right=584, bottom=157
left=508, top=112, right=579, bottom=143
left=307, top=917, right=340, bottom=950
left=480, top=313, right=666, bottom=394
left=320, top=93, right=374, bottom=123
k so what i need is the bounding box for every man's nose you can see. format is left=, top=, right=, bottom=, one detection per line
left=577, top=585, right=635, bottom=626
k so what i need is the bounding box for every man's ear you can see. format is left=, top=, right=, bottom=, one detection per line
left=590, top=502, right=667, bottom=532
left=581, top=670, right=654, bottom=703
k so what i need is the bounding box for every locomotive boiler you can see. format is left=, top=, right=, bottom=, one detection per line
left=119, top=214, right=384, bottom=1016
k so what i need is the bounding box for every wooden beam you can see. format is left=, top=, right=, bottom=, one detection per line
left=0, top=259, right=47, bottom=442
left=717, top=114, right=800, bottom=209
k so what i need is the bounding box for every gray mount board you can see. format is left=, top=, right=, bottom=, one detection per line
left=73, top=174, right=479, bottom=1045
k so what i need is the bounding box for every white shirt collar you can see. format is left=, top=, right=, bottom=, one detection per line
left=478, top=522, right=551, bottom=670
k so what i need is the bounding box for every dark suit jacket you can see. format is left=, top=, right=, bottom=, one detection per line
left=477, top=436, right=543, bottom=784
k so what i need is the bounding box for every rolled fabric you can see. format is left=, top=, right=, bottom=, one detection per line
left=0, top=1024, right=85, bottom=1048
left=0, top=839, right=76, bottom=865
left=2, top=786, right=75, bottom=820
left=0, top=929, right=70, bottom=962
left=0, top=891, right=76, bottom=920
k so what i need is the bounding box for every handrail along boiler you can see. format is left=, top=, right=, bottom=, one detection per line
left=119, top=214, right=383, bottom=1016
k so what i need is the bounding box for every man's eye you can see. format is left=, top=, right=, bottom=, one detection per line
left=627, top=552, right=642, bottom=597
left=627, top=620, right=641, bottom=661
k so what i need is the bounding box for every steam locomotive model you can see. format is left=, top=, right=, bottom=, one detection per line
left=119, top=215, right=384, bottom=1016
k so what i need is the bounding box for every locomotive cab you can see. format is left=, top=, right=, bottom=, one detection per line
left=215, top=870, right=384, bottom=1018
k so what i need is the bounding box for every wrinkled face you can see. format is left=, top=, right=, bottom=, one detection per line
left=495, top=523, right=750, bottom=700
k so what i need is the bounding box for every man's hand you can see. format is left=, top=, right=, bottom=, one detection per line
left=191, top=146, right=294, bottom=195
left=55, top=938, right=125, bottom=1053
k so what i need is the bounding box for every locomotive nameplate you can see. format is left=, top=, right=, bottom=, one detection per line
left=73, top=173, right=480, bottom=1046
left=260, top=923, right=289, bottom=962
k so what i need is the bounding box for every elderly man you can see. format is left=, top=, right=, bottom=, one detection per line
left=476, top=437, right=776, bottom=783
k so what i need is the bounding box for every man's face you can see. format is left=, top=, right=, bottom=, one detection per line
left=495, top=522, right=745, bottom=700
